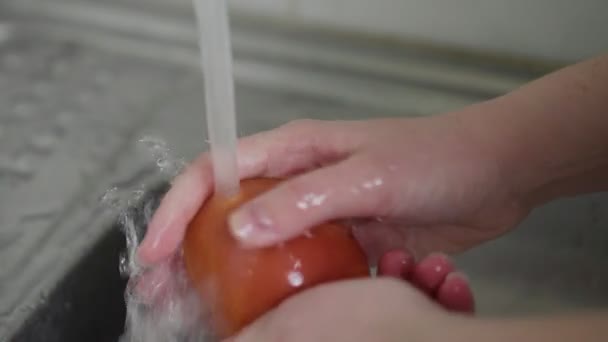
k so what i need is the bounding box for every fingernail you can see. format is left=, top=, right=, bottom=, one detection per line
left=229, top=206, right=279, bottom=246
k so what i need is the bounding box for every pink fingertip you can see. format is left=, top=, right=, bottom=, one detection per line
left=377, top=249, right=415, bottom=279
left=437, top=272, right=475, bottom=314
left=138, top=162, right=212, bottom=264
left=411, top=253, right=455, bottom=295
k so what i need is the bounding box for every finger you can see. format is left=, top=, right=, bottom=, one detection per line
left=410, top=253, right=455, bottom=296
left=132, top=254, right=184, bottom=307
left=133, top=267, right=171, bottom=305
left=377, top=249, right=415, bottom=279
left=236, top=120, right=352, bottom=179
left=228, top=154, right=396, bottom=248
left=139, top=120, right=351, bottom=264
left=138, top=154, right=214, bottom=265
left=436, top=272, right=475, bottom=313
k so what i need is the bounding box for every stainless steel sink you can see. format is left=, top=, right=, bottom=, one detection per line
left=10, top=183, right=169, bottom=342
left=1, top=0, right=606, bottom=340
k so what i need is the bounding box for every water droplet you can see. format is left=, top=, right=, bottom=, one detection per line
left=297, top=193, right=327, bottom=210
left=361, top=177, right=384, bottom=190
left=119, top=253, right=130, bottom=277
left=287, top=271, right=304, bottom=287
left=157, top=158, right=170, bottom=170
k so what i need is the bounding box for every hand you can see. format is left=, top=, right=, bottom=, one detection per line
left=134, top=248, right=474, bottom=316
left=138, top=116, right=531, bottom=264
left=228, top=275, right=469, bottom=342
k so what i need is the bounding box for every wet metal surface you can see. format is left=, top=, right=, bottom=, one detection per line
left=0, top=0, right=607, bottom=340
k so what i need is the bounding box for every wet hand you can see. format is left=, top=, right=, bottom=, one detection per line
left=227, top=273, right=471, bottom=342
left=138, top=116, right=530, bottom=264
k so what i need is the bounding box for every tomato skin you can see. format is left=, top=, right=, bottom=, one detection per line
left=183, top=178, right=370, bottom=337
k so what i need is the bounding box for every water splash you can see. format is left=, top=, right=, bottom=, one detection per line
left=138, top=136, right=186, bottom=179
left=102, top=137, right=210, bottom=342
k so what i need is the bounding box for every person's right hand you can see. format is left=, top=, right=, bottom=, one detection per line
left=138, top=114, right=533, bottom=265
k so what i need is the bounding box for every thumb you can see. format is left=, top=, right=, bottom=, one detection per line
left=229, top=154, right=396, bottom=248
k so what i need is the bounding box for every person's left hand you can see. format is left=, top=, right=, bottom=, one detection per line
left=228, top=276, right=470, bottom=342
left=227, top=249, right=474, bottom=342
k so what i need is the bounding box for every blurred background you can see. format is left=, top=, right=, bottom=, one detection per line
left=232, top=0, right=608, bottom=62
left=0, top=0, right=607, bottom=341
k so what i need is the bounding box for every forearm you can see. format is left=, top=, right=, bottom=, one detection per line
left=451, top=313, right=608, bottom=342
left=460, top=54, right=608, bottom=206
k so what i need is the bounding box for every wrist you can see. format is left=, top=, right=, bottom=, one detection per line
left=446, top=101, right=545, bottom=210
left=451, top=97, right=608, bottom=209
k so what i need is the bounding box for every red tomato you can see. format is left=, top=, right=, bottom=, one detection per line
left=183, top=178, right=370, bottom=337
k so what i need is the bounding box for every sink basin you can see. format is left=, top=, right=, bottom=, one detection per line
left=10, top=228, right=128, bottom=342
left=10, top=184, right=168, bottom=342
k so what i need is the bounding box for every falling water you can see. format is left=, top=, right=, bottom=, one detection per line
left=102, top=137, right=211, bottom=342
left=193, top=0, right=240, bottom=197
